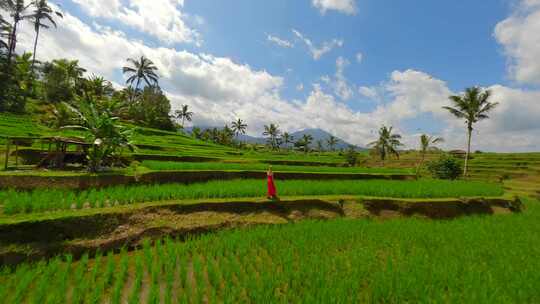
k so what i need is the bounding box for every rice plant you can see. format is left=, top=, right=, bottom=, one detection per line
left=0, top=179, right=504, bottom=215
left=141, top=160, right=410, bottom=174
left=4, top=199, right=537, bottom=302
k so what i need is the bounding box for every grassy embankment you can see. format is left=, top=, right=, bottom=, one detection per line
left=0, top=113, right=347, bottom=165
left=0, top=179, right=503, bottom=215
left=1, top=198, right=538, bottom=303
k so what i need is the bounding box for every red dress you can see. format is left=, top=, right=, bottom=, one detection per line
left=267, top=172, right=277, bottom=198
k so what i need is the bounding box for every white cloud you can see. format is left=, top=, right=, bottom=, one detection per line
left=267, top=34, right=294, bottom=48
left=71, top=0, right=201, bottom=45
left=356, top=52, right=363, bottom=63
left=292, top=29, right=343, bottom=60
left=312, top=0, right=357, bottom=15
left=334, top=56, right=354, bottom=100
left=494, top=0, right=540, bottom=84
left=369, top=70, right=540, bottom=152
left=380, top=70, right=452, bottom=121
left=13, top=6, right=540, bottom=151
left=296, top=83, right=304, bottom=91
left=358, top=86, right=378, bottom=100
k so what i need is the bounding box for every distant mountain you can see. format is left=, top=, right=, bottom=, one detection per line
left=187, top=126, right=363, bottom=150
left=289, top=129, right=359, bottom=150
left=237, top=128, right=362, bottom=150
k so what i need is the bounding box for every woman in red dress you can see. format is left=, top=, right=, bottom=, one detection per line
left=267, top=166, right=278, bottom=200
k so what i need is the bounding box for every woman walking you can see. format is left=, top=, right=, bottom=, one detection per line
left=267, top=166, right=278, bottom=200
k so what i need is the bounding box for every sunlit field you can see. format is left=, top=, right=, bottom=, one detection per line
left=0, top=179, right=504, bottom=215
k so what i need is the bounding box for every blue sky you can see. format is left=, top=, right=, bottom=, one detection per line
left=11, top=0, right=540, bottom=151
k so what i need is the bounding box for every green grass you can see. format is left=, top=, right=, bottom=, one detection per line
left=0, top=179, right=504, bottom=215
left=0, top=113, right=349, bottom=164
left=1, top=198, right=538, bottom=303
left=141, top=160, right=411, bottom=174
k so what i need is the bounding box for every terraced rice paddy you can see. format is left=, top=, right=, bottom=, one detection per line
left=1, top=198, right=538, bottom=303
left=0, top=179, right=504, bottom=215
left=140, top=160, right=410, bottom=174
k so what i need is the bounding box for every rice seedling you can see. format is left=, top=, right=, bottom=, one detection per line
left=111, top=249, right=129, bottom=304
left=70, top=253, right=89, bottom=304
left=0, top=179, right=504, bottom=215
left=141, top=160, right=410, bottom=174
left=3, top=198, right=538, bottom=303
left=128, top=255, right=143, bottom=304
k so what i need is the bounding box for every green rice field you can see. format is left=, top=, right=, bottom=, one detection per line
left=1, top=198, right=538, bottom=303
left=140, top=160, right=410, bottom=174
left=0, top=179, right=504, bottom=215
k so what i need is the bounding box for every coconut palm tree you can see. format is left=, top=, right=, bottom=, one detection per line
left=282, top=132, right=294, bottom=149
left=26, top=0, right=62, bottom=67
left=327, top=135, right=339, bottom=151
left=443, top=87, right=498, bottom=176
left=231, top=118, right=247, bottom=138
left=174, top=104, right=193, bottom=128
left=2, top=0, right=31, bottom=64
left=191, top=126, right=201, bottom=139
left=416, top=134, right=444, bottom=176
left=368, top=126, right=403, bottom=166
left=263, top=124, right=281, bottom=150
left=295, top=134, right=313, bottom=153
left=84, top=75, right=114, bottom=99
left=0, top=16, right=11, bottom=51
left=122, top=56, right=159, bottom=90
left=316, top=140, right=324, bottom=152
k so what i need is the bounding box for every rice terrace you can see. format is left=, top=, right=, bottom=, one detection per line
left=1, top=0, right=540, bottom=303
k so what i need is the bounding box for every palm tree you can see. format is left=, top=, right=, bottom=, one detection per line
left=231, top=118, right=247, bottom=138
left=84, top=75, right=114, bottom=99
left=174, top=104, right=193, bottom=128
left=295, top=134, right=313, bottom=153
left=282, top=132, right=294, bottom=149
left=416, top=134, right=444, bottom=176
left=316, top=140, right=324, bottom=152
left=122, top=56, right=159, bottom=90
left=327, top=135, right=339, bottom=151
left=191, top=126, right=201, bottom=139
left=2, top=0, right=30, bottom=64
left=0, top=16, right=11, bottom=51
left=263, top=124, right=281, bottom=150
left=368, top=126, right=403, bottom=166
left=27, top=0, right=62, bottom=67
left=443, top=87, right=498, bottom=176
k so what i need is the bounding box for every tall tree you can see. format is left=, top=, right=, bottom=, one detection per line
left=122, top=56, right=159, bottom=90
left=218, top=125, right=234, bottom=145
left=231, top=118, right=247, bottom=138
left=0, top=16, right=11, bottom=51
left=316, top=140, right=324, bottom=152
left=263, top=124, right=281, bottom=150
left=443, top=87, right=498, bottom=176
left=2, top=0, right=30, bottom=64
left=416, top=134, right=444, bottom=176
left=42, top=59, right=86, bottom=103
left=83, top=75, right=114, bottom=99
left=174, top=104, right=193, bottom=128
left=191, top=126, right=202, bottom=139
left=27, top=0, right=62, bottom=67
left=327, top=135, right=339, bottom=151
left=295, top=134, right=313, bottom=153
left=368, top=126, right=403, bottom=166
left=282, top=132, right=294, bottom=149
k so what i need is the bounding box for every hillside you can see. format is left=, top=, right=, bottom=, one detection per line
left=234, top=128, right=360, bottom=150
left=0, top=113, right=350, bottom=165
